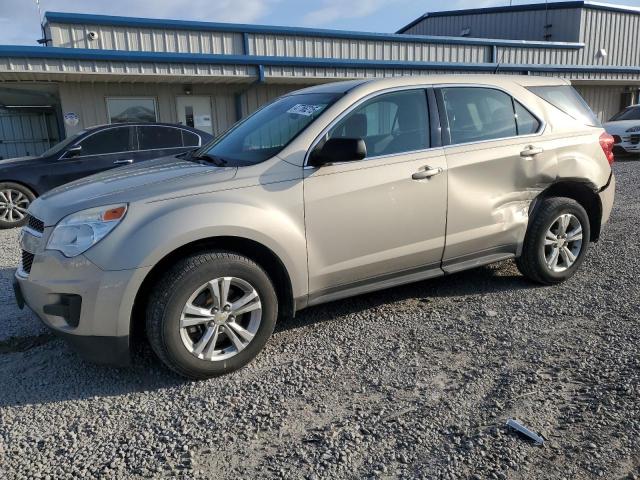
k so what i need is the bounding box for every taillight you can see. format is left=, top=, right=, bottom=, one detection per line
left=599, top=132, right=615, bottom=165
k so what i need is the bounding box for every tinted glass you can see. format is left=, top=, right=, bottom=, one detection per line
left=181, top=130, right=200, bottom=147
left=41, top=131, right=85, bottom=157
left=609, top=106, right=640, bottom=121
left=79, top=127, right=132, bottom=156
left=528, top=85, right=600, bottom=127
left=515, top=101, right=541, bottom=135
left=329, top=89, right=429, bottom=157
left=202, top=92, right=340, bottom=165
left=442, top=87, right=517, bottom=144
left=137, top=126, right=183, bottom=150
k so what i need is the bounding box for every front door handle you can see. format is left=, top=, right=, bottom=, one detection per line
left=412, top=166, right=443, bottom=180
left=520, top=146, right=544, bottom=157
left=113, top=159, right=134, bottom=165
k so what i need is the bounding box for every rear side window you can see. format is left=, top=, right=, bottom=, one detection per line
left=328, top=89, right=430, bottom=157
left=79, top=127, right=133, bottom=155
left=137, top=126, right=183, bottom=150
left=515, top=101, right=541, bottom=135
left=528, top=85, right=600, bottom=126
left=441, top=87, right=517, bottom=144
left=181, top=130, right=200, bottom=147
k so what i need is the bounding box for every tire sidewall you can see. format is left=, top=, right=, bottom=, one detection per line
left=534, top=201, right=590, bottom=282
left=0, top=182, right=35, bottom=229
left=160, top=258, right=277, bottom=377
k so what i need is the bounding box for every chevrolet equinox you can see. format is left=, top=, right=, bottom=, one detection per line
left=14, top=76, right=616, bottom=379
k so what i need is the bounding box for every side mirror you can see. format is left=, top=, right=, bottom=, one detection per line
left=309, top=137, right=367, bottom=167
left=65, top=145, right=82, bottom=158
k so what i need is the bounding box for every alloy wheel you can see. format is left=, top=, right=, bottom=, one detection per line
left=543, top=213, right=583, bottom=273
left=0, top=188, right=30, bottom=224
left=179, top=276, right=263, bottom=362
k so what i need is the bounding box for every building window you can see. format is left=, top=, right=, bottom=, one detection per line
left=106, top=97, right=157, bottom=123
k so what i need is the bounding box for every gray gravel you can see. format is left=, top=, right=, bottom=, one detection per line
left=1, top=161, right=639, bottom=479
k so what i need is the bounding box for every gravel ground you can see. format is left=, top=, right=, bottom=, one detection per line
left=0, top=161, right=639, bottom=480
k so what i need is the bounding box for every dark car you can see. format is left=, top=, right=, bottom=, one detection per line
left=0, top=123, right=213, bottom=228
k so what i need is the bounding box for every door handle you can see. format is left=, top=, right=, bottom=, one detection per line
left=412, top=166, right=443, bottom=180
left=113, top=159, right=134, bottom=165
left=520, top=146, right=544, bottom=157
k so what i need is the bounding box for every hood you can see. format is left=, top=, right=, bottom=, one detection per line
left=604, top=120, right=640, bottom=135
left=0, top=155, right=38, bottom=167
left=31, top=156, right=237, bottom=226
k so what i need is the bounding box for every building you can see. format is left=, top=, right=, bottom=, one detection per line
left=1, top=1, right=639, bottom=158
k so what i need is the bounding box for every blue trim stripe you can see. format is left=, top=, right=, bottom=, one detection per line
left=42, top=11, right=584, bottom=50
left=397, top=1, right=640, bottom=33
left=1, top=45, right=639, bottom=75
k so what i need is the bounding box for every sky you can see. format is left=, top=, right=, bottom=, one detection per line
left=1, top=0, right=640, bottom=46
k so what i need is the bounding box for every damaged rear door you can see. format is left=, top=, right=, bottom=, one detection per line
left=435, top=85, right=558, bottom=272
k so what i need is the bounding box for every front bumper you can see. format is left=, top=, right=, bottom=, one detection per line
left=14, top=246, right=151, bottom=366
left=613, top=140, right=640, bottom=154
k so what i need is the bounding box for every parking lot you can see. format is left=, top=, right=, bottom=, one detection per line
left=0, top=160, right=637, bottom=479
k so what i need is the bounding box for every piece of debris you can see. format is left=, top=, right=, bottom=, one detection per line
left=506, top=419, right=544, bottom=445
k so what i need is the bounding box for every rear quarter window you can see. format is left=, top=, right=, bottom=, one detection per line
left=528, top=85, right=600, bottom=127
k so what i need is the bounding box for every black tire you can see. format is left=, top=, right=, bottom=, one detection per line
left=146, top=251, right=278, bottom=379
left=0, top=182, right=36, bottom=229
left=516, top=197, right=590, bottom=285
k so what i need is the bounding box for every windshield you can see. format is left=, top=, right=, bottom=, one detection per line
left=198, top=92, right=342, bottom=165
left=528, top=85, right=601, bottom=127
left=609, top=106, right=640, bottom=121
left=40, top=131, right=85, bottom=157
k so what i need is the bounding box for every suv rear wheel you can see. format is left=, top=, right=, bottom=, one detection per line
left=0, top=182, right=35, bottom=229
left=146, top=251, right=278, bottom=379
left=517, top=197, right=590, bottom=285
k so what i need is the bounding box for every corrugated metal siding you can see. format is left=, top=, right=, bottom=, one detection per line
left=403, top=9, right=582, bottom=42
left=0, top=109, right=56, bottom=158
left=49, top=22, right=244, bottom=54
left=577, top=8, right=640, bottom=67
left=574, top=84, right=627, bottom=122
left=248, top=34, right=487, bottom=62
left=0, top=57, right=255, bottom=81
left=497, top=47, right=581, bottom=65
left=57, top=83, right=240, bottom=135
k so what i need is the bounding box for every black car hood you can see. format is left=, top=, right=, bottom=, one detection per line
left=0, top=155, right=39, bottom=167
left=31, top=155, right=237, bottom=226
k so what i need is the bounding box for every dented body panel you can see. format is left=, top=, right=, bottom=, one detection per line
left=15, top=75, right=615, bottom=366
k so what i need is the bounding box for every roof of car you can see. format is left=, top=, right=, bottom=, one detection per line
left=290, top=75, right=568, bottom=96
left=84, top=122, right=210, bottom=133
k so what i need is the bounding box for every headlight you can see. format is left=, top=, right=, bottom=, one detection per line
left=47, top=204, right=127, bottom=257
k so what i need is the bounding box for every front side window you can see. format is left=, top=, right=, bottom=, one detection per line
left=107, top=97, right=157, bottom=123
left=181, top=130, right=200, bottom=147
left=79, top=127, right=133, bottom=156
left=137, top=126, right=183, bottom=150
left=201, top=92, right=341, bottom=165
left=328, top=89, right=430, bottom=157
left=609, top=106, right=640, bottom=121
left=442, top=87, right=517, bottom=144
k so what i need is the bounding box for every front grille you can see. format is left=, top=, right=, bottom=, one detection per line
left=21, top=250, right=34, bottom=274
left=26, top=214, right=44, bottom=234
left=630, top=134, right=640, bottom=145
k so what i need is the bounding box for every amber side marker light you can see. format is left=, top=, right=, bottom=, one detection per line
left=102, top=206, right=127, bottom=222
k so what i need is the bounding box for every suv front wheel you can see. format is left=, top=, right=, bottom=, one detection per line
left=146, top=251, right=278, bottom=379
left=517, top=197, right=590, bottom=285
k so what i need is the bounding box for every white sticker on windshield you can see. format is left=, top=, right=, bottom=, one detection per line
left=287, top=104, right=324, bottom=116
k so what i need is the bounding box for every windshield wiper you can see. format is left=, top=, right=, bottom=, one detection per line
left=189, top=153, right=228, bottom=167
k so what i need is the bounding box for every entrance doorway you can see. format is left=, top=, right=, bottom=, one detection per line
left=176, top=96, right=213, bottom=135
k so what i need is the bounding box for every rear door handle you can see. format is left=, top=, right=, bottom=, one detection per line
left=520, top=146, right=544, bottom=157
left=113, top=159, right=134, bottom=165
left=412, top=166, right=443, bottom=180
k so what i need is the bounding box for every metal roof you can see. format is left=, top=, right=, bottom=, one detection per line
left=397, top=1, right=640, bottom=34
left=42, top=11, right=584, bottom=50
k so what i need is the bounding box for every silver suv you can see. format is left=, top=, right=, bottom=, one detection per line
left=14, top=76, right=615, bottom=379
